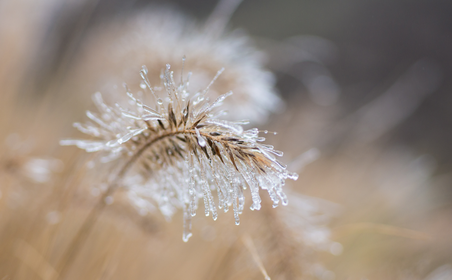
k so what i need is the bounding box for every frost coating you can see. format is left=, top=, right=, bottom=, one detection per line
left=62, top=64, right=297, bottom=241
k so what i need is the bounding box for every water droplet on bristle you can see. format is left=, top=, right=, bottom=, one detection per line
left=183, top=232, right=192, bottom=242
left=141, top=65, right=148, bottom=74
left=195, top=128, right=206, bottom=147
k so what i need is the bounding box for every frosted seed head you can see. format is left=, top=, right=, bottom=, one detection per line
left=61, top=61, right=297, bottom=241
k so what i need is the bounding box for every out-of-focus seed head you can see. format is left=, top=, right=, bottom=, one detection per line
left=69, top=9, right=282, bottom=124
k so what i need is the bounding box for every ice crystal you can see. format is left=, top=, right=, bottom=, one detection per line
left=62, top=64, right=298, bottom=241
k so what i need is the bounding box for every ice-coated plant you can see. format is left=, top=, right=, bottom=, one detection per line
left=62, top=62, right=298, bottom=241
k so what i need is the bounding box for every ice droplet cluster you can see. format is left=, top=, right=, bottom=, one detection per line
left=61, top=64, right=298, bottom=241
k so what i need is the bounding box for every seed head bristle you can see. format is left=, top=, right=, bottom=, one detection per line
left=61, top=63, right=298, bottom=241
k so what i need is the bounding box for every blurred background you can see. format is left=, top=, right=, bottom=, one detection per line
left=1, top=0, right=451, bottom=279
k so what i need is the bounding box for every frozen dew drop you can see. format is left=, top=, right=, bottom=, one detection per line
left=157, top=98, right=163, bottom=105
left=288, top=172, right=299, bottom=180
left=183, top=209, right=192, bottom=242
left=195, top=128, right=206, bottom=147
left=198, top=137, right=206, bottom=147
left=183, top=232, right=192, bottom=242
left=140, top=81, right=147, bottom=89
left=141, top=65, right=148, bottom=75
left=281, top=196, right=289, bottom=206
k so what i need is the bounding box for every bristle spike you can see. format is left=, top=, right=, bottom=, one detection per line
left=61, top=60, right=296, bottom=241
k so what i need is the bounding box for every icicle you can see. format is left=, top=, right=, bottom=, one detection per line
left=205, top=119, right=243, bottom=135
left=86, top=111, right=111, bottom=130
left=187, top=152, right=197, bottom=217
left=204, top=91, right=233, bottom=113
left=200, top=67, right=224, bottom=98
left=232, top=184, right=240, bottom=225
left=140, top=65, right=159, bottom=101
left=121, top=111, right=142, bottom=120
left=182, top=207, right=193, bottom=242
left=73, top=122, right=101, bottom=137
left=60, top=139, right=105, bottom=152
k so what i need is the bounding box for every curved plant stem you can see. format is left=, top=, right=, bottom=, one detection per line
left=55, top=129, right=214, bottom=279
left=54, top=171, right=123, bottom=280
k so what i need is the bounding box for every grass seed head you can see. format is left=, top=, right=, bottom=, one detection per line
left=62, top=63, right=298, bottom=241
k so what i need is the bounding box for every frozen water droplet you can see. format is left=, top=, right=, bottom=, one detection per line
left=288, top=172, right=299, bottom=180
left=140, top=81, right=147, bottom=89
left=195, top=128, right=206, bottom=147
left=141, top=65, right=148, bottom=74
left=183, top=232, right=192, bottom=242
left=157, top=98, right=163, bottom=105
left=198, top=137, right=206, bottom=147
left=166, top=64, right=171, bottom=70
left=281, top=197, right=288, bottom=206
